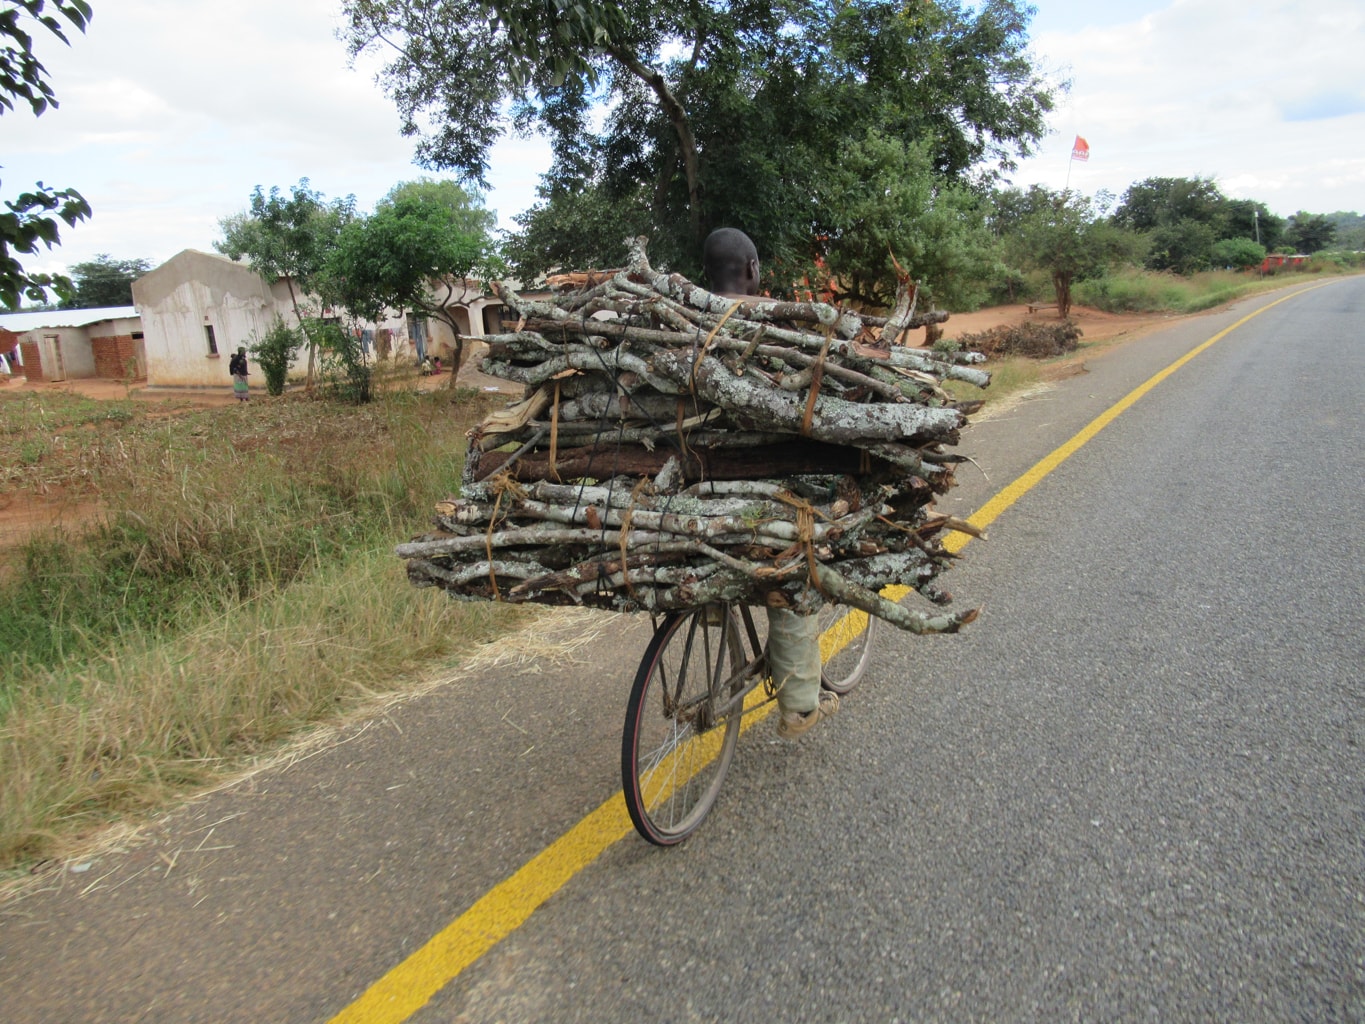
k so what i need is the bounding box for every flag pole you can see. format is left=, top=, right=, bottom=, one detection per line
left=1065, top=135, right=1089, bottom=194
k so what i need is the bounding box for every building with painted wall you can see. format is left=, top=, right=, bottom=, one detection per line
left=0, top=307, right=144, bottom=383
left=131, top=250, right=511, bottom=386
left=131, top=249, right=303, bottom=389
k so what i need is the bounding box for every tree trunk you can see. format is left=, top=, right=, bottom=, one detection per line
left=285, top=277, right=316, bottom=389
left=1053, top=271, right=1073, bottom=319
left=611, top=48, right=702, bottom=241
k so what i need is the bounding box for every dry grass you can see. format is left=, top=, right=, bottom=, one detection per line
left=0, top=549, right=531, bottom=866
left=0, top=383, right=532, bottom=872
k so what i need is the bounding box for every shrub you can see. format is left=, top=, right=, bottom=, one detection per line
left=308, top=317, right=372, bottom=404
left=955, top=319, right=1082, bottom=359
left=248, top=317, right=298, bottom=396
left=1210, top=237, right=1266, bottom=271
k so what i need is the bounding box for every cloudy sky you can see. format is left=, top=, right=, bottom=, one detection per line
left=6, top=0, right=1363, bottom=280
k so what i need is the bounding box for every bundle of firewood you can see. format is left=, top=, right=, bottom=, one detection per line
left=396, top=238, right=989, bottom=634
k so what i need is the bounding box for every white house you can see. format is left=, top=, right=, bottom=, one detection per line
left=131, top=249, right=303, bottom=389
left=0, top=306, right=144, bottom=383
left=130, top=249, right=513, bottom=387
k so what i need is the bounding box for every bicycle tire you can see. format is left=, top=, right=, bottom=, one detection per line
left=818, top=604, right=876, bottom=695
left=621, top=606, right=745, bottom=845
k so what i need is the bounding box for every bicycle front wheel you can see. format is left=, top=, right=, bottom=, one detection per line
left=622, top=606, right=745, bottom=846
left=819, top=603, right=876, bottom=695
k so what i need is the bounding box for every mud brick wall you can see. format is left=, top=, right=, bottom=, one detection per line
left=19, top=340, right=43, bottom=383
left=91, top=334, right=141, bottom=379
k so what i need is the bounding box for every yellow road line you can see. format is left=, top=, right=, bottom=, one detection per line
left=329, top=284, right=1321, bottom=1024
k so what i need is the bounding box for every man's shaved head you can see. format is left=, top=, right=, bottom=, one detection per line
left=703, top=228, right=761, bottom=296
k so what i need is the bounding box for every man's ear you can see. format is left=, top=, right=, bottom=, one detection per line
left=746, top=257, right=760, bottom=290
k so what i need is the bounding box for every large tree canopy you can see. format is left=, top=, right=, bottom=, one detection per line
left=1284, top=212, right=1336, bottom=254
left=342, top=0, right=1056, bottom=301
left=1, top=0, right=93, bottom=309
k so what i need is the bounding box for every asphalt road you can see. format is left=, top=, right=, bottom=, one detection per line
left=2, top=279, right=1361, bottom=1023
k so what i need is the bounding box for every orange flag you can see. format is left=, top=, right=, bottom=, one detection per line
left=1071, top=135, right=1090, bottom=162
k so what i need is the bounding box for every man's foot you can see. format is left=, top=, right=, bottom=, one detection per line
left=776, top=690, right=839, bottom=740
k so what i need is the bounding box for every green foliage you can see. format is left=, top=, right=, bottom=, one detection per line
left=1110, top=177, right=1286, bottom=276
left=215, top=179, right=356, bottom=291
left=504, top=182, right=651, bottom=287
left=815, top=133, right=996, bottom=309
left=322, top=180, right=499, bottom=371
left=61, top=253, right=151, bottom=308
left=1284, top=212, right=1336, bottom=253
left=306, top=317, right=372, bottom=404
left=1112, top=176, right=1226, bottom=233
left=994, top=186, right=1142, bottom=315
left=1224, top=198, right=1283, bottom=253
left=380, top=177, right=497, bottom=235
left=0, top=1, right=93, bottom=309
left=1073, top=267, right=1309, bottom=315
left=1322, top=211, right=1365, bottom=251
left=1145, top=218, right=1218, bottom=275
left=1209, top=236, right=1266, bottom=270
left=0, top=0, right=91, bottom=116
left=247, top=316, right=299, bottom=396
left=216, top=179, right=357, bottom=382
left=342, top=0, right=1058, bottom=297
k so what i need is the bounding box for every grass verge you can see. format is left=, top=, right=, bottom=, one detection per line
left=0, top=381, right=530, bottom=872
left=1074, top=265, right=1348, bottom=314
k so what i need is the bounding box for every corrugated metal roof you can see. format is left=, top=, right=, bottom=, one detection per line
left=0, top=306, right=140, bottom=333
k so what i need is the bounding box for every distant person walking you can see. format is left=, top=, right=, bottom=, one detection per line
left=228, top=346, right=250, bottom=402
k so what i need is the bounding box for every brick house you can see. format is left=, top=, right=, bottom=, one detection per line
left=0, top=307, right=144, bottom=384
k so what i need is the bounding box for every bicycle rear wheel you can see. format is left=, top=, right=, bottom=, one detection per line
left=818, top=603, right=876, bottom=695
left=622, top=606, right=745, bottom=846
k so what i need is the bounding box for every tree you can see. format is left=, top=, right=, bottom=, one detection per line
left=1209, top=237, right=1265, bottom=271
left=247, top=316, right=298, bottom=397
left=1224, top=198, right=1283, bottom=254
left=61, top=253, right=151, bottom=308
left=341, top=0, right=1057, bottom=293
left=1145, top=218, right=1218, bottom=275
left=1284, top=212, right=1336, bottom=254
left=812, top=132, right=997, bottom=311
left=321, top=180, right=500, bottom=377
left=1111, top=176, right=1275, bottom=275
left=1111, top=176, right=1227, bottom=234
left=1, top=1, right=93, bottom=309
left=1322, top=211, right=1365, bottom=251
left=1002, top=187, right=1139, bottom=317
left=215, top=180, right=356, bottom=385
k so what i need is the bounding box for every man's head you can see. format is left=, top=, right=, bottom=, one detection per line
left=702, top=228, right=760, bottom=296
left=237, top=347, right=246, bottom=355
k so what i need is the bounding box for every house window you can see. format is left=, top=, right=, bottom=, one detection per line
left=204, top=324, right=219, bottom=356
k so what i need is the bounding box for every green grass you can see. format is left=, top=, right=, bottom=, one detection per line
left=0, top=383, right=535, bottom=870
left=1073, top=265, right=1348, bottom=315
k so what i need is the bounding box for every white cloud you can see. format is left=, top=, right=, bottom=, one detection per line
left=1013, top=0, right=1365, bottom=215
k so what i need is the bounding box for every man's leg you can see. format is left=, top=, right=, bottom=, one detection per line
left=765, top=606, right=838, bottom=737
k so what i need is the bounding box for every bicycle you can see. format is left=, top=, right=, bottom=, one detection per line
left=621, top=601, right=877, bottom=846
